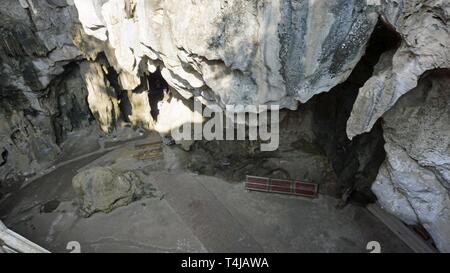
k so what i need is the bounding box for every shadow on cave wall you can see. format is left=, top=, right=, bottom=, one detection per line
left=147, top=69, right=169, bottom=121
left=51, top=62, right=94, bottom=145
left=26, top=12, right=401, bottom=208
left=186, top=19, right=402, bottom=207
left=104, top=56, right=168, bottom=126
left=305, top=19, right=402, bottom=206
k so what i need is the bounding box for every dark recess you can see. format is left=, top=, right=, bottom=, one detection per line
left=307, top=19, right=402, bottom=206
left=0, top=149, right=8, bottom=167
left=147, top=69, right=168, bottom=121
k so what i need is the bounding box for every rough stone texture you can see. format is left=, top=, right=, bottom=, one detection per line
left=347, top=0, right=450, bottom=138
left=373, top=70, right=450, bottom=252
left=79, top=61, right=121, bottom=133
left=125, top=90, right=154, bottom=130
left=0, top=0, right=94, bottom=180
left=69, top=0, right=450, bottom=252
left=73, top=167, right=147, bottom=217
left=347, top=1, right=450, bottom=252
left=73, top=0, right=379, bottom=109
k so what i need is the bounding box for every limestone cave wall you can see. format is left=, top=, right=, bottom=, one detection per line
left=0, top=0, right=449, bottom=251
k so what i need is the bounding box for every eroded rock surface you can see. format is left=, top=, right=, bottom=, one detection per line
left=73, top=167, right=149, bottom=217
left=348, top=0, right=450, bottom=138
left=79, top=61, right=121, bottom=133
left=0, top=0, right=92, bottom=180
left=73, top=0, right=379, bottom=109
left=373, top=70, right=450, bottom=252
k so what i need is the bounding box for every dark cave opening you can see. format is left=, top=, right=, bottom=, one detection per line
left=2, top=2, right=444, bottom=252
left=115, top=66, right=168, bottom=125
left=186, top=19, right=403, bottom=207
left=305, top=19, right=402, bottom=206
left=77, top=19, right=403, bottom=209
left=81, top=52, right=170, bottom=129
left=0, top=148, right=7, bottom=167
left=146, top=69, right=169, bottom=122
left=51, top=61, right=93, bottom=145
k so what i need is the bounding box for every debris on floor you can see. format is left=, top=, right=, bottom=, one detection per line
left=162, top=136, right=176, bottom=146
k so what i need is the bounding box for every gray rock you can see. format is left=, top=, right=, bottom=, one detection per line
left=79, top=61, right=121, bottom=133
left=373, top=70, right=450, bottom=252
left=347, top=0, right=450, bottom=139
left=0, top=0, right=90, bottom=179
left=73, top=0, right=379, bottom=110
left=72, top=167, right=147, bottom=217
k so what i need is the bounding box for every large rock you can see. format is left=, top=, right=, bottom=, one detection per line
left=73, top=167, right=147, bottom=217
left=1, top=0, right=82, bottom=92
left=373, top=70, right=450, bottom=252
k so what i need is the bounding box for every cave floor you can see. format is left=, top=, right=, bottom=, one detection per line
left=0, top=132, right=412, bottom=253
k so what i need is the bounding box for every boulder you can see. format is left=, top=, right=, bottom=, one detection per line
left=72, top=167, right=146, bottom=217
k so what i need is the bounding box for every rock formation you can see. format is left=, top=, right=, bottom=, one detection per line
left=373, top=70, right=450, bottom=252
left=0, top=0, right=449, bottom=251
left=73, top=0, right=379, bottom=109
left=348, top=0, right=450, bottom=138
left=350, top=1, right=450, bottom=252
left=0, top=0, right=90, bottom=179
left=73, top=167, right=149, bottom=217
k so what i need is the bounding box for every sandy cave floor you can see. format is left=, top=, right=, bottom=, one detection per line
left=0, top=129, right=412, bottom=253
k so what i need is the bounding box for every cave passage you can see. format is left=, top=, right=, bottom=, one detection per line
left=116, top=68, right=168, bottom=125
left=187, top=19, right=403, bottom=207
left=0, top=148, right=7, bottom=167
left=306, top=19, right=402, bottom=205
left=147, top=69, right=169, bottom=121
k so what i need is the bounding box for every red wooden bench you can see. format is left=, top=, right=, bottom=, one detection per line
left=245, top=175, right=319, bottom=198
